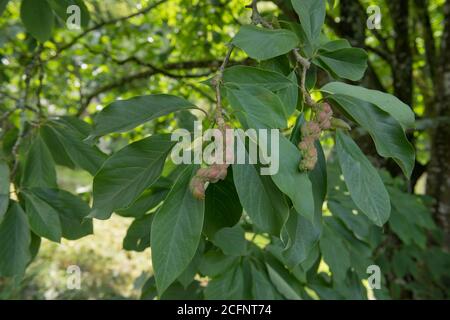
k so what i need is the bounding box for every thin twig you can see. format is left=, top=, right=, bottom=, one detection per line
left=10, top=46, right=42, bottom=180
left=211, top=44, right=234, bottom=131
left=250, top=0, right=317, bottom=108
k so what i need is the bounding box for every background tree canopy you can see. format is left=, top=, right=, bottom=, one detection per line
left=0, top=0, right=449, bottom=300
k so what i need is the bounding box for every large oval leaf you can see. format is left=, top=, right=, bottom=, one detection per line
left=314, top=48, right=368, bottom=81
left=329, top=94, right=415, bottom=178
left=29, top=188, right=93, bottom=240
left=88, top=94, right=196, bottom=139
left=271, top=135, right=315, bottom=221
left=21, top=134, right=57, bottom=189
left=232, top=25, right=298, bottom=61
left=151, top=165, right=204, bottom=294
left=223, top=66, right=294, bottom=91
left=20, top=0, right=54, bottom=42
left=232, top=159, right=289, bottom=236
left=0, top=202, right=31, bottom=277
left=22, top=190, right=62, bottom=242
left=42, top=117, right=106, bottom=175
left=226, top=85, right=288, bottom=129
left=291, top=0, right=326, bottom=44
left=336, top=130, right=391, bottom=226
left=204, top=169, right=242, bottom=239
left=91, top=134, right=175, bottom=220
left=321, top=82, right=415, bottom=129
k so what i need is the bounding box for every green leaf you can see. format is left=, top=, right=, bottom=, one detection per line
left=279, top=20, right=314, bottom=58
left=116, top=185, right=169, bottom=218
left=226, top=85, right=288, bottom=129
left=0, top=202, right=31, bottom=277
left=291, top=0, right=326, bottom=44
left=21, top=134, right=57, bottom=188
left=223, top=66, right=294, bottom=91
left=232, top=160, right=289, bottom=235
left=336, top=131, right=391, bottom=226
left=328, top=200, right=375, bottom=244
left=199, top=250, right=238, bottom=278
left=387, top=187, right=434, bottom=249
left=151, top=165, right=204, bottom=295
left=278, top=71, right=299, bottom=116
left=88, top=94, right=195, bottom=139
left=321, top=82, right=415, bottom=129
left=319, top=39, right=352, bottom=51
left=177, top=241, right=204, bottom=288
left=264, top=254, right=303, bottom=300
left=250, top=261, right=280, bottom=299
left=29, top=188, right=92, bottom=240
left=204, top=170, right=242, bottom=238
left=319, top=224, right=351, bottom=283
left=22, top=190, right=62, bottom=242
left=204, top=262, right=245, bottom=299
left=0, top=160, right=9, bottom=222
left=212, top=225, right=247, bottom=256
left=314, top=48, right=368, bottom=81
left=160, top=281, right=203, bottom=300
left=283, top=115, right=326, bottom=266
left=123, top=214, right=153, bottom=252
left=282, top=209, right=321, bottom=268
left=271, top=135, right=315, bottom=221
left=47, top=0, right=90, bottom=27
left=388, top=187, right=436, bottom=230
left=232, top=25, right=298, bottom=60
left=329, top=94, right=415, bottom=178
left=20, top=0, right=54, bottom=42
left=91, top=134, right=175, bottom=220
left=42, top=117, right=106, bottom=175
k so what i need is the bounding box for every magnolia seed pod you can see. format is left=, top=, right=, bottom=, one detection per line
left=190, top=177, right=206, bottom=200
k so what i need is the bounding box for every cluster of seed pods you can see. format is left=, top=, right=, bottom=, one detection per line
left=190, top=163, right=229, bottom=200
left=298, top=102, right=333, bottom=171
left=190, top=125, right=233, bottom=200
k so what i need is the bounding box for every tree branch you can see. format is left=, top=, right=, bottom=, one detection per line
left=47, top=0, right=167, bottom=61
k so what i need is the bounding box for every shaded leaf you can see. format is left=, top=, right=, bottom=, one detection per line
left=321, top=82, right=415, bottom=129
left=232, top=25, right=298, bottom=60
left=21, top=134, right=57, bottom=188
left=88, top=94, right=195, bottom=139
left=0, top=202, right=31, bottom=277
left=336, top=130, right=390, bottom=226
left=151, top=165, right=204, bottom=294
left=91, top=134, right=175, bottom=220
left=203, top=169, right=242, bottom=238
left=329, top=94, right=415, bottom=178
left=20, top=0, right=54, bottom=42
left=123, top=214, right=153, bottom=252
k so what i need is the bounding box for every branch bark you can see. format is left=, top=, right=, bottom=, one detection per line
left=426, top=0, right=450, bottom=249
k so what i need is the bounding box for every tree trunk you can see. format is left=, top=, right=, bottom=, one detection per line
left=426, top=0, right=450, bottom=249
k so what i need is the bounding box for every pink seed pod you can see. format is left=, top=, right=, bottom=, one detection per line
left=302, top=121, right=321, bottom=139
left=302, top=135, right=316, bottom=145
left=206, top=165, right=221, bottom=179
left=318, top=111, right=328, bottom=122
left=216, top=164, right=228, bottom=181
left=298, top=141, right=309, bottom=151
left=305, top=157, right=317, bottom=171
left=307, top=145, right=318, bottom=158
left=190, top=177, right=206, bottom=200
left=320, top=119, right=331, bottom=130
left=196, top=168, right=210, bottom=179
left=322, top=102, right=332, bottom=115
